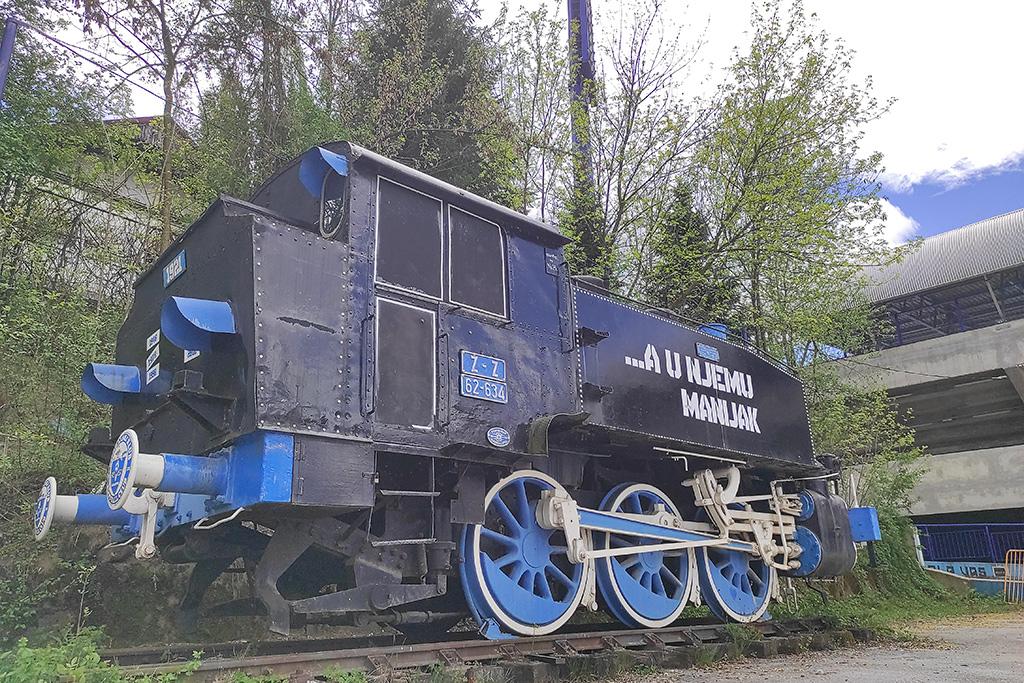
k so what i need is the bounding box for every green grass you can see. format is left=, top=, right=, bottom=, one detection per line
left=321, top=667, right=370, bottom=683
left=771, top=512, right=1013, bottom=640
left=0, top=630, right=203, bottom=682
left=692, top=645, right=719, bottom=668
left=723, top=623, right=763, bottom=650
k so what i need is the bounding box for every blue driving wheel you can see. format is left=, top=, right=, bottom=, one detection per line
left=460, top=471, right=590, bottom=637
left=595, top=483, right=695, bottom=628
left=697, top=544, right=776, bottom=622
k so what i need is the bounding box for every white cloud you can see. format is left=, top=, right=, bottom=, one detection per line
left=878, top=198, right=919, bottom=245
left=483, top=1, right=1024, bottom=193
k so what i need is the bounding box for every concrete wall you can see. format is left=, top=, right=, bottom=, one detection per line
left=911, top=445, right=1024, bottom=516
left=839, top=317, right=1024, bottom=391
left=842, top=322, right=1024, bottom=518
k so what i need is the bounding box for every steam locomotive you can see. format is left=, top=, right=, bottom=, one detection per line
left=33, top=142, right=880, bottom=638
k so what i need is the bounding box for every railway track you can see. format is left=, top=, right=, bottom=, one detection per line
left=106, top=616, right=865, bottom=681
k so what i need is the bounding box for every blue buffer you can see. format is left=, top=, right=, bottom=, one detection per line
left=160, top=296, right=237, bottom=352
left=33, top=477, right=133, bottom=541
left=107, top=428, right=293, bottom=514
left=107, top=429, right=228, bottom=509
left=81, top=363, right=142, bottom=404
left=159, top=453, right=227, bottom=496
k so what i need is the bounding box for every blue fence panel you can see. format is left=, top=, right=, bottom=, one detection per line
left=917, top=523, right=1024, bottom=564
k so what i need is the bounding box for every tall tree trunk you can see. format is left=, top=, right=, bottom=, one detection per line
left=159, top=6, right=176, bottom=252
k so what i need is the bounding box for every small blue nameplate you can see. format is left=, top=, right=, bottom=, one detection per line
left=460, top=375, right=508, bottom=404
left=461, top=350, right=507, bottom=382
left=695, top=342, right=720, bottom=362
left=162, top=250, right=186, bottom=287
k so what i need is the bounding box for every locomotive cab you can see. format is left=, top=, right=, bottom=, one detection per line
left=41, top=142, right=879, bottom=639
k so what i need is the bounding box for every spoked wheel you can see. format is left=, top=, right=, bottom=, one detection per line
left=595, top=483, right=696, bottom=628
left=460, top=471, right=590, bottom=637
left=697, top=544, right=776, bottom=622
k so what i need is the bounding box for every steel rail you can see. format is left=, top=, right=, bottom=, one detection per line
left=100, top=632, right=405, bottom=667
left=115, top=617, right=830, bottom=679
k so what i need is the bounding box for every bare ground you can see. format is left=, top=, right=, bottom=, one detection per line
left=631, top=610, right=1024, bottom=683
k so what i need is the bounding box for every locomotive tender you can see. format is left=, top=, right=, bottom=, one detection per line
left=33, top=142, right=879, bottom=638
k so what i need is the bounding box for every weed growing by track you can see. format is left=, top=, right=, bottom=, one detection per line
left=322, top=666, right=370, bottom=683
left=0, top=630, right=202, bottom=682
left=772, top=513, right=1011, bottom=640
left=722, top=623, right=762, bottom=650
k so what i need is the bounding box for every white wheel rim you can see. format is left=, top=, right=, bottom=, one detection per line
left=470, top=470, right=591, bottom=636
left=599, top=483, right=696, bottom=628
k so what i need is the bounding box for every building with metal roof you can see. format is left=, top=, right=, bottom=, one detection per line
left=865, top=207, right=1024, bottom=347
left=842, top=207, right=1024, bottom=531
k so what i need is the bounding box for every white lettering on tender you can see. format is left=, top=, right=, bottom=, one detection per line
left=681, top=388, right=761, bottom=434
left=627, top=341, right=762, bottom=435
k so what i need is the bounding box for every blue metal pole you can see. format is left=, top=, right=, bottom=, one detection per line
left=567, top=0, right=596, bottom=173
left=158, top=453, right=228, bottom=496
left=0, top=19, right=18, bottom=102
left=74, top=494, right=134, bottom=527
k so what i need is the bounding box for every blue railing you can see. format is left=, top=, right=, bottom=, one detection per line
left=917, top=523, right=1024, bottom=564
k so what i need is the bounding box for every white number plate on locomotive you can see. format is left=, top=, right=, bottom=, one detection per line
left=460, top=375, right=508, bottom=404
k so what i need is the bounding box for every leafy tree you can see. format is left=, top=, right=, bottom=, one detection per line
left=643, top=181, right=737, bottom=322
left=0, top=16, right=140, bottom=469
left=696, top=0, right=899, bottom=361
left=0, top=14, right=148, bottom=642
left=345, top=0, right=517, bottom=202
left=805, top=365, right=927, bottom=513
left=187, top=0, right=351, bottom=201
left=562, top=0, right=707, bottom=286
left=494, top=3, right=570, bottom=219
left=81, top=0, right=220, bottom=250
left=629, top=0, right=924, bottom=515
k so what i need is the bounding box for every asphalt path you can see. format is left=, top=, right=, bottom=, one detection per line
left=629, top=611, right=1024, bottom=682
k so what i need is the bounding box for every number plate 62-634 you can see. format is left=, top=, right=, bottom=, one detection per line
left=460, top=375, right=508, bottom=404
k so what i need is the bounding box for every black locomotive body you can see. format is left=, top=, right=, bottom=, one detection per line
left=37, top=142, right=878, bottom=638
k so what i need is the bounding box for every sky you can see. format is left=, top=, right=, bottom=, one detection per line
left=70, top=1, right=1023, bottom=245
left=480, top=0, right=1024, bottom=244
